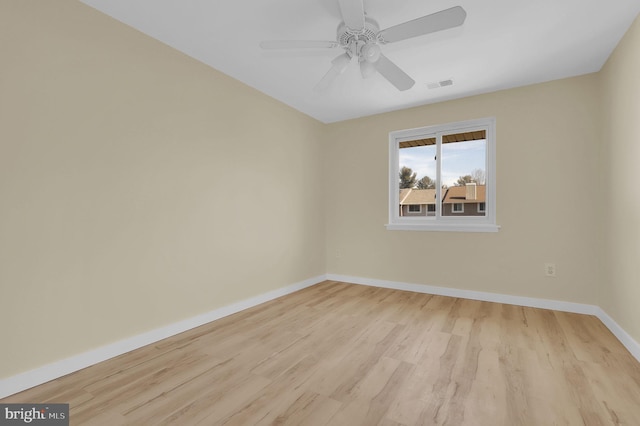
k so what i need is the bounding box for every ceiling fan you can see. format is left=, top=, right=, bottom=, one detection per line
left=260, top=0, right=467, bottom=92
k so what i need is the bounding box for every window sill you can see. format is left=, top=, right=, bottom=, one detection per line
left=385, top=223, right=500, bottom=233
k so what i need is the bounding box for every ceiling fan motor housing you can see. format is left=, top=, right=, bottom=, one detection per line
left=337, top=17, right=381, bottom=60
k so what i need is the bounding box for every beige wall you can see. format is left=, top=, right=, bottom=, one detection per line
left=325, top=75, right=602, bottom=304
left=0, top=1, right=325, bottom=379
left=600, top=15, right=640, bottom=344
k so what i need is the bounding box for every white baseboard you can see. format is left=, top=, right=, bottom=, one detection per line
left=326, top=274, right=601, bottom=314
left=3, top=273, right=639, bottom=399
left=326, top=274, right=640, bottom=363
left=594, top=308, right=640, bottom=362
left=0, top=275, right=326, bottom=399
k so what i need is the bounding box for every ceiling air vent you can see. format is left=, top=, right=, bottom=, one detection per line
left=427, top=79, right=454, bottom=90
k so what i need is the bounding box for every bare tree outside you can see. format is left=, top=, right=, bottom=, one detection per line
left=455, top=169, right=485, bottom=186
left=471, top=168, right=486, bottom=185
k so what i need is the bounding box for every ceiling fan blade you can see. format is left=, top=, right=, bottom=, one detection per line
left=260, top=40, right=339, bottom=49
left=314, top=53, right=352, bottom=92
left=379, top=6, right=467, bottom=43
left=374, top=54, right=415, bottom=91
left=338, top=0, right=365, bottom=31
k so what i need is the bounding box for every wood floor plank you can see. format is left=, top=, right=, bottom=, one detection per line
left=160, top=373, right=271, bottom=425
left=2, top=281, right=640, bottom=425
left=214, top=354, right=321, bottom=425
left=271, top=392, right=342, bottom=426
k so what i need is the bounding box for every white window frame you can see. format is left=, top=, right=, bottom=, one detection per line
left=387, top=117, right=499, bottom=232
left=408, top=204, right=422, bottom=213
left=452, top=203, right=464, bottom=213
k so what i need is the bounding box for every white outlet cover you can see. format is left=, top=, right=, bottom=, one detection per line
left=544, top=263, right=557, bottom=277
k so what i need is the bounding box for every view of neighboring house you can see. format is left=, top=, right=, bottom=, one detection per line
left=399, top=183, right=485, bottom=216
left=442, top=183, right=485, bottom=216
left=399, top=188, right=436, bottom=216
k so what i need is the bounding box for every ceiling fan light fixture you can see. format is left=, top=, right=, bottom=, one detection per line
left=361, top=43, right=381, bottom=63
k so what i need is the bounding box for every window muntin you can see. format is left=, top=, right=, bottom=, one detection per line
left=408, top=205, right=421, bottom=213
left=452, top=203, right=464, bottom=213
left=387, top=117, right=498, bottom=232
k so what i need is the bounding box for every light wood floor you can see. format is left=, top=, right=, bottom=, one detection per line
left=3, top=281, right=640, bottom=425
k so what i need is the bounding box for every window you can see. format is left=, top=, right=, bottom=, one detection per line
left=408, top=205, right=422, bottom=213
left=387, top=117, right=499, bottom=232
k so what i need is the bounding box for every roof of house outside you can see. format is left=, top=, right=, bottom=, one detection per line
left=399, top=188, right=436, bottom=205
left=443, top=185, right=486, bottom=204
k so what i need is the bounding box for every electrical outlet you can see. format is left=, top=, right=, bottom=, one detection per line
left=544, top=263, right=557, bottom=277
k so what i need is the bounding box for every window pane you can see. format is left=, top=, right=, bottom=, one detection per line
left=398, top=140, right=436, bottom=217
left=441, top=134, right=486, bottom=217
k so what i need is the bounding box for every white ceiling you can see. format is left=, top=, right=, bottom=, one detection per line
left=80, top=0, right=640, bottom=123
